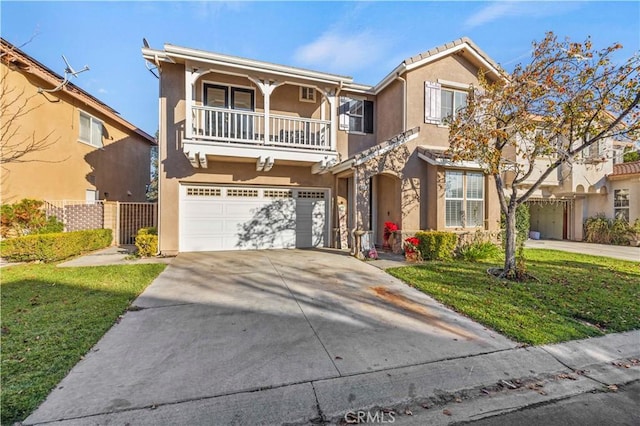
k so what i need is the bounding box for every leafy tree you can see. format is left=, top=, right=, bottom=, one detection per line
left=448, top=32, right=640, bottom=278
left=146, top=132, right=158, bottom=201
left=622, top=148, right=639, bottom=163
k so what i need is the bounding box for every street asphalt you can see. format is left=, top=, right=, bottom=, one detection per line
left=22, top=248, right=640, bottom=425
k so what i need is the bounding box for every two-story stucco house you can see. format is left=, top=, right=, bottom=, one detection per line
left=1, top=38, right=155, bottom=203
left=143, top=37, right=510, bottom=255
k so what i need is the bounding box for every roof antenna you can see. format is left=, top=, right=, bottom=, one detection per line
left=142, top=37, right=159, bottom=79
left=38, top=55, right=90, bottom=93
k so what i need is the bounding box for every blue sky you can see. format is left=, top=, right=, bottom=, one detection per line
left=2, top=1, right=639, bottom=135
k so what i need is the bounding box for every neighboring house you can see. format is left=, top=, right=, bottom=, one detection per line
left=1, top=38, right=155, bottom=204
left=143, top=37, right=507, bottom=254
left=609, top=160, right=640, bottom=224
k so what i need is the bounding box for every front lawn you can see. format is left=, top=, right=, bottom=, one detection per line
left=388, top=249, right=640, bottom=345
left=1, top=263, right=166, bottom=426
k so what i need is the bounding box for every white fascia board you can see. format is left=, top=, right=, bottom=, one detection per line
left=164, top=45, right=352, bottom=85
left=142, top=47, right=174, bottom=64
left=343, top=82, right=375, bottom=94
left=406, top=43, right=503, bottom=79
left=417, top=151, right=484, bottom=170
left=183, top=141, right=338, bottom=164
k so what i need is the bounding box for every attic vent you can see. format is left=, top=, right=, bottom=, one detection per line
left=227, top=188, right=259, bottom=197
left=297, top=191, right=325, bottom=199
left=186, top=187, right=221, bottom=197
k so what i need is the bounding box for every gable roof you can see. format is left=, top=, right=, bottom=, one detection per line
left=611, top=160, right=640, bottom=177
left=372, top=37, right=507, bottom=94
left=1, top=38, right=155, bottom=145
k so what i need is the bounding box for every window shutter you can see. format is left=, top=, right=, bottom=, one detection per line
left=424, top=81, right=441, bottom=124
left=363, top=100, right=374, bottom=134
left=339, top=97, right=350, bottom=130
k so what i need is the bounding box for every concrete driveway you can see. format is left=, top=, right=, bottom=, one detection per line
left=26, top=249, right=516, bottom=425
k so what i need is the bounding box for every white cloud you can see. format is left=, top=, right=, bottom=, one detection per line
left=465, top=2, right=517, bottom=29
left=98, top=88, right=108, bottom=94
left=464, top=1, right=580, bottom=30
left=294, top=30, right=391, bottom=74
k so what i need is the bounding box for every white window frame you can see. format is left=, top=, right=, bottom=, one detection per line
left=299, top=86, right=316, bottom=103
left=348, top=98, right=365, bottom=134
left=445, top=170, right=484, bottom=228
left=440, top=88, right=468, bottom=123
left=614, top=189, right=630, bottom=222
left=78, top=110, right=103, bottom=148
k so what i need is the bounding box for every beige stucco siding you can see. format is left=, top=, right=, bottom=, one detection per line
left=1, top=62, right=151, bottom=203
left=376, top=79, right=404, bottom=144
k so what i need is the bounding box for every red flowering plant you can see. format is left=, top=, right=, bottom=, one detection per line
left=403, top=236, right=421, bottom=261
left=382, top=222, right=399, bottom=250
left=383, top=222, right=399, bottom=237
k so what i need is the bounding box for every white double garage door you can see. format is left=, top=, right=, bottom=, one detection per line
left=180, top=184, right=329, bottom=252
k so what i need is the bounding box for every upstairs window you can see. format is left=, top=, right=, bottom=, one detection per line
left=425, top=81, right=469, bottom=125
left=79, top=111, right=103, bottom=148
left=339, top=97, right=374, bottom=134
left=299, top=86, right=316, bottom=103
left=441, top=89, right=468, bottom=121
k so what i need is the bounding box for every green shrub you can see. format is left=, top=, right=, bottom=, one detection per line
left=610, top=218, right=630, bottom=245
left=135, top=227, right=158, bottom=257
left=137, top=227, right=157, bottom=236
left=0, top=229, right=112, bottom=262
left=415, top=231, right=457, bottom=261
left=36, top=216, right=64, bottom=234
left=623, top=150, right=639, bottom=163
left=458, top=241, right=502, bottom=261
left=584, top=214, right=611, bottom=244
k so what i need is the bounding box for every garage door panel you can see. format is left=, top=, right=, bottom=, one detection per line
left=180, top=186, right=328, bottom=252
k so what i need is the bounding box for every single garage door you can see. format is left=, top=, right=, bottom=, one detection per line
left=180, top=185, right=328, bottom=251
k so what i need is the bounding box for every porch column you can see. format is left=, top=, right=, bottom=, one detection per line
left=249, top=78, right=281, bottom=144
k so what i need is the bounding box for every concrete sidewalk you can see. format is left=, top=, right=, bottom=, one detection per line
left=525, top=239, right=640, bottom=262
left=57, top=245, right=173, bottom=267
left=24, top=328, right=639, bottom=425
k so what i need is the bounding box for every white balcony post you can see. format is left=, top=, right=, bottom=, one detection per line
left=185, top=66, right=193, bottom=140
left=326, top=90, right=337, bottom=152
left=249, top=78, right=281, bottom=144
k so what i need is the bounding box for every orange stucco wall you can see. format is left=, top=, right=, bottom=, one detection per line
left=1, top=62, right=152, bottom=203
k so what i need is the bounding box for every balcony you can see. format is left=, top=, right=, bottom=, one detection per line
left=191, top=106, right=331, bottom=150
left=184, top=106, right=337, bottom=171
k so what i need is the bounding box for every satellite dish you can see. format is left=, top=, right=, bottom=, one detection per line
left=143, top=38, right=149, bottom=48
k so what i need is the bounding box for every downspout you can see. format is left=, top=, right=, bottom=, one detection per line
left=395, top=74, right=407, bottom=132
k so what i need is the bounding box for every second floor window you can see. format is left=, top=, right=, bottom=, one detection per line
left=299, top=86, right=316, bottom=103
left=79, top=111, right=103, bottom=148
left=441, top=89, right=467, bottom=121
left=339, top=97, right=374, bottom=134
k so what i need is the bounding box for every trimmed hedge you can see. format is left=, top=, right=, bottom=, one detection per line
left=415, top=231, right=458, bottom=261
left=0, top=229, right=112, bottom=262
left=135, top=227, right=158, bottom=257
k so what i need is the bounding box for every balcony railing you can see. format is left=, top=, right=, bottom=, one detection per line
left=191, top=106, right=332, bottom=151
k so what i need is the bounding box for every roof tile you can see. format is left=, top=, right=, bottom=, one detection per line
left=612, top=160, right=640, bottom=176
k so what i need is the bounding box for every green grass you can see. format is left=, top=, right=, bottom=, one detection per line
left=388, top=249, right=640, bottom=346
left=1, top=263, right=166, bottom=425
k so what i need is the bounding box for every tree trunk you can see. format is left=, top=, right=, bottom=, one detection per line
left=502, top=204, right=518, bottom=278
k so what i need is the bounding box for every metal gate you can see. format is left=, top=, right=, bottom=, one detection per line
left=117, top=202, right=158, bottom=245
